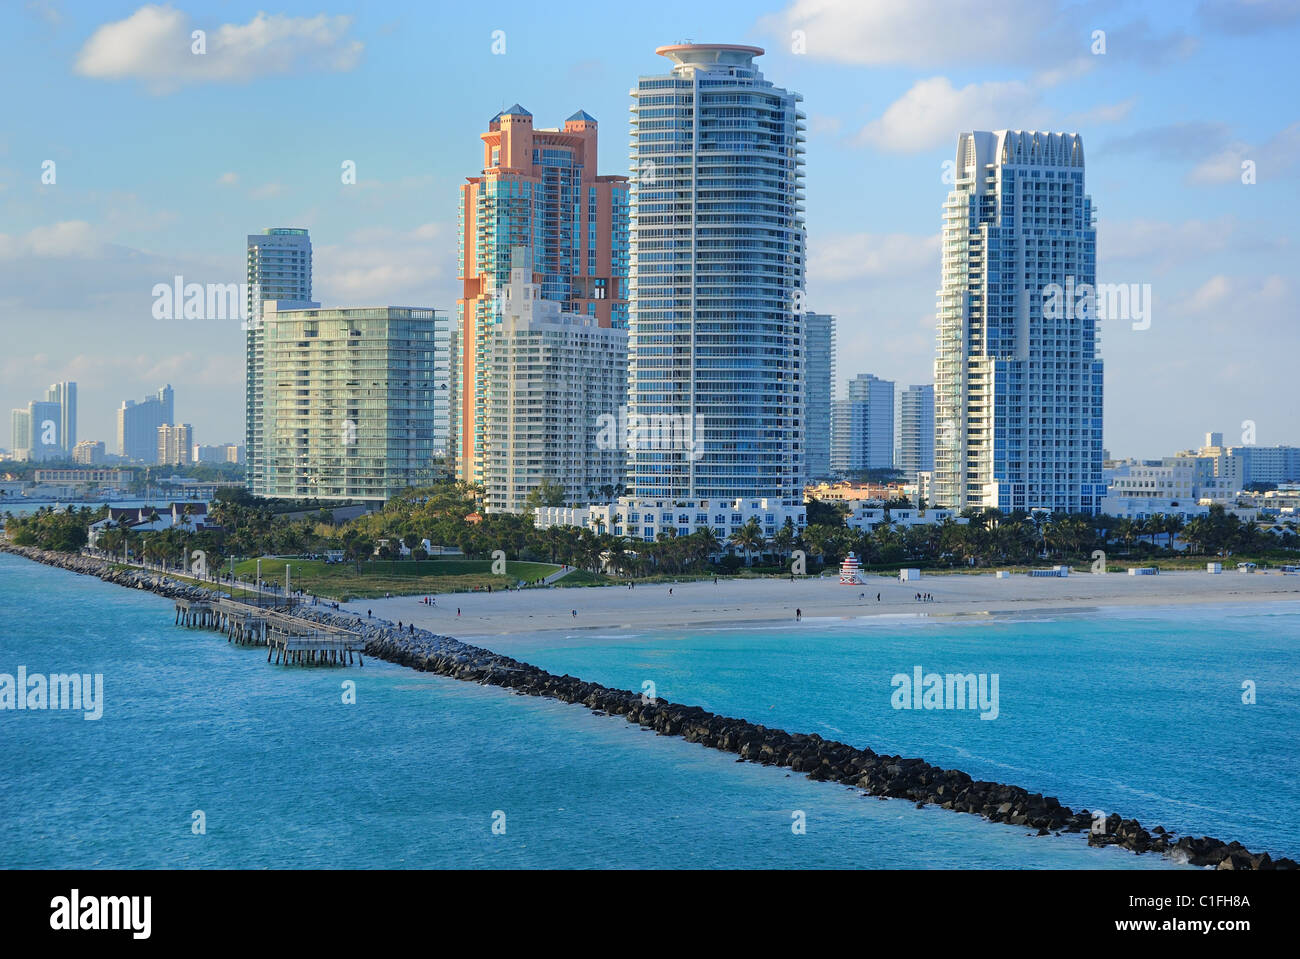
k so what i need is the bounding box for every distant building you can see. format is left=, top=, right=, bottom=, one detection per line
left=73, top=440, right=106, bottom=464
left=157, top=424, right=194, bottom=466
left=193, top=443, right=245, bottom=465
left=10, top=399, right=63, bottom=462
left=33, top=468, right=134, bottom=487
left=45, top=381, right=76, bottom=454
left=804, top=313, right=835, bottom=481
left=116, top=386, right=174, bottom=463
left=485, top=250, right=627, bottom=513
left=253, top=302, right=449, bottom=502
left=897, top=384, right=935, bottom=483
left=246, top=228, right=314, bottom=494
left=832, top=374, right=895, bottom=474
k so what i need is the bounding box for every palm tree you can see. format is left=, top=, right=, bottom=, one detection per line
left=729, top=518, right=765, bottom=567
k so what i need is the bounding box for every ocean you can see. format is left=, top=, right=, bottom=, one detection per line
left=7, top=551, right=1286, bottom=868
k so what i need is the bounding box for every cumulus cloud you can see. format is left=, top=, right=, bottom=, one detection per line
left=1188, top=121, right=1300, bottom=184
left=314, top=223, right=454, bottom=307
left=855, top=77, right=1046, bottom=153
left=809, top=232, right=939, bottom=283
left=758, top=0, right=1061, bottom=67
left=0, top=220, right=102, bottom=259
left=74, top=5, right=363, bottom=92
left=760, top=0, right=1195, bottom=69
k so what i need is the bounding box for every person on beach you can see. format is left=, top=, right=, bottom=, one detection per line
left=571, top=609, right=577, bottom=619
left=796, top=608, right=802, bottom=621
left=877, top=593, right=881, bottom=602
left=669, top=587, right=673, bottom=596
left=457, top=607, right=461, bottom=617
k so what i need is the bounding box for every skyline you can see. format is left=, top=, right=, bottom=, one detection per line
left=2, top=1, right=1299, bottom=458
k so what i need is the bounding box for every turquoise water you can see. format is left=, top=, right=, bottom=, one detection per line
left=0, top=553, right=1198, bottom=869
left=489, top=605, right=1300, bottom=861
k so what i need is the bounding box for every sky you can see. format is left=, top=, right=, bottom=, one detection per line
left=1, top=0, right=1297, bottom=459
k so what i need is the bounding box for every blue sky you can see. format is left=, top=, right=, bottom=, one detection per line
left=1, top=0, right=1297, bottom=458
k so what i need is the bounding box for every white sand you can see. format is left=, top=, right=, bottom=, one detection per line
left=344, top=568, right=1300, bottom=641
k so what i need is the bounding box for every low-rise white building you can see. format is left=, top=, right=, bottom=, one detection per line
left=535, top=497, right=806, bottom=542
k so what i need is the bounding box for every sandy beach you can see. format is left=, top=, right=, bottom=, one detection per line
left=345, top=568, right=1300, bottom=640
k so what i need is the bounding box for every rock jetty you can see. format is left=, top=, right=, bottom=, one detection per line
left=3, top=542, right=1293, bottom=871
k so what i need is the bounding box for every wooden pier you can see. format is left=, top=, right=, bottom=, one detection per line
left=173, top=597, right=362, bottom=667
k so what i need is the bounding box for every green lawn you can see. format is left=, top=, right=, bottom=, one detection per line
left=233, top=557, right=561, bottom=601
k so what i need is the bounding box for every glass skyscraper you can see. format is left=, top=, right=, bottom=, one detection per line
left=803, top=313, right=835, bottom=482
left=628, top=43, right=805, bottom=509
left=245, top=227, right=314, bottom=494
left=933, top=131, right=1103, bottom=514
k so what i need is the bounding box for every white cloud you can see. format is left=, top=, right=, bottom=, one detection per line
left=217, top=171, right=239, bottom=185
left=0, top=220, right=101, bottom=259
left=855, top=77, right=1045, bottom=153
left=75, top=5, right=363, bottom=93
left=1188, top=121, right=1300, bottom=184
left=314, top=224, right=453, bottom=306
left=809, top=232, right=939, bottom=283
left=760, top=0, right=1059, bottom=67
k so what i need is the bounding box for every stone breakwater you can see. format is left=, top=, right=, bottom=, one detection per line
left=5, top=543, right=1295, bottom=871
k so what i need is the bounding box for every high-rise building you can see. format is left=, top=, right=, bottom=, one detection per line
left=45, top=381, right=76, bottom=453
left=898, top=384, right=936, bottom=483
left=832, top=374, right=895, bottom=474
left=253, top=303, right=448, bottom=502
left=933, top=131, right=1103, bottom=513
left=246, top=228, right=314, bottom=494
left=10, top=408, right=30, bottom=461
left=117, top=385, right=174, bottom=463
left=804, top=313, right=835, bottom=481
left=485, top=249, right=628, bottom=513
left=453, top=107, right=629, bottom=486
left=628, top=43, right=806, bottom=512
left=157, top=424, right=194, bottom=466
left=73, top=440, right=106, bottom=465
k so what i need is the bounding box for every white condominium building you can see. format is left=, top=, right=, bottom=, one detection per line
left=486, top=252, right=627, bottom=513
left=898, top=384, right=935, bottom=483
left=933, top=131, right=1104, bottom=514
left=628, top=42, right=806, bottom=511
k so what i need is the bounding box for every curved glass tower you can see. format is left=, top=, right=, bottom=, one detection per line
left=629, top=43, right=806, bottom=508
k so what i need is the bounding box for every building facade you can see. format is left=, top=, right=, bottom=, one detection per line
left=628, top=42, right=805, bottom=513
left=832, top=373, right=895, bottom=474
left=246, top=228, right=314, bottom=494
left=485, top=252, right=628, bottom=513
left=45, top=381, right=76, bottom=454
left=898, top=384, right=935, bottom=482
left=116, top=386, right=174, bottom=463
left=157, top=423, right=194, bottom=466
left=933, top=130, right=1103, bottom=514
left=804, top=312, right=835, bottom=481
left=454, top=107, right=629, bottom=486
left=253, top=303, right=448, bottom=503
left=73, top=440, right=106, bottom=464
